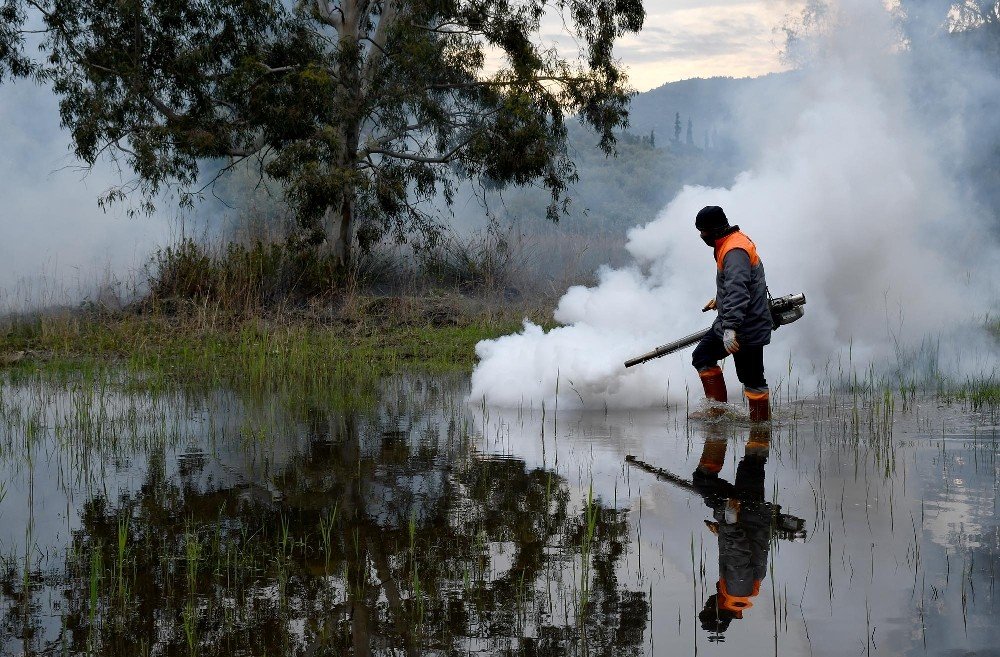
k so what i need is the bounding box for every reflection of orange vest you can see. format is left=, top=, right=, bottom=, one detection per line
left=717, top=578, right=761, bottom=617
left=715, top=231, right=760, bottom=271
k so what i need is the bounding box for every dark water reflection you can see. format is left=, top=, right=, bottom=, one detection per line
left=0, top=372, right=997, bottom=656
left=0, top=375, right=646, bottom=656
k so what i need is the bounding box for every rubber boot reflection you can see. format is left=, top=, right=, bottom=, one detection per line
left=623, top=429, right=806, bottom=641
left=693, top=427, right=803, bottom=641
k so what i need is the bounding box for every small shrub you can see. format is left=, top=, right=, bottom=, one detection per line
left=149, top=239, right=220, bottom=301
left=145, top=238, right=342, bottom=312
left=416, top=227, right=528, bottom=293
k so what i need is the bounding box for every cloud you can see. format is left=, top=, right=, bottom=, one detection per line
left=537, top=1, right=807, bottom=91
left=621, top=2, right=808, bottom=89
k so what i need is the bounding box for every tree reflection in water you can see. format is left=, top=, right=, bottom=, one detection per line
left=3, top=394, right=647, bottom=656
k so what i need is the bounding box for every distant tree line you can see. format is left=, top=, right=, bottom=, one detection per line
left=667, top=110, right=717, bottom=151
left=497, top=123, right=739, bottom=233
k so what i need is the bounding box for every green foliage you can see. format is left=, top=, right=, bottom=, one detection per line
left=0, top=0, right=32, bottom=81
left=144, top=227, right=536, bottom=312
left=19, top=0, right=646, bottom=265
left=1, top=312, right=529, bottom=405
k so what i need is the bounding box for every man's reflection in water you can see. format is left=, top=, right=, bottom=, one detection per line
left=693, top=427, right=771, bottom=637
left=692, top=426, right=803, bottom=640
left=625, top=424, right=807, bottom=643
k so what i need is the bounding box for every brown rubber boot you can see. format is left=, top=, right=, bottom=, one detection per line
left=745, top=388, right=770, bottom=423
left=698, top=366, right=728, bottom=403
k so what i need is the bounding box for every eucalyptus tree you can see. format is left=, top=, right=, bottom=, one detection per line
left=0, top=0, right=33, bottom=80
left=10, top=0, right=644, bottom=269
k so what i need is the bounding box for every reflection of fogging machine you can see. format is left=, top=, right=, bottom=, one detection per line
left=623, top=292, right=807, bottom=368
left=624, top=455, right=807, bottom=541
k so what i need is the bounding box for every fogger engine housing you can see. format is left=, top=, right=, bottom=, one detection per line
left=769, top=292, right=806, bottom=329
left=623, top=292, right=806, bottom=368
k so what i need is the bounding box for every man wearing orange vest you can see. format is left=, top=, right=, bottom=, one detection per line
left=692, top=206, right=771, bottom=422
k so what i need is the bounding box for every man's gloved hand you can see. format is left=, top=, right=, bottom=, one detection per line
left=702, top=298, right=717, bottom=312
left=723, top=329, right=740, bottom=353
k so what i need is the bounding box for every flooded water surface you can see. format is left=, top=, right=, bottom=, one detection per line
left=1, top=369, right=998, bottom=656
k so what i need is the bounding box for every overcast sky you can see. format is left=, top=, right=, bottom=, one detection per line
left=597, top=0, right=806, bottom=91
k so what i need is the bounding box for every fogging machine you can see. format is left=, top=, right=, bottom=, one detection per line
left=624, top=455, right=807, bottom=540
left=624, top=292, right=806, bottom=368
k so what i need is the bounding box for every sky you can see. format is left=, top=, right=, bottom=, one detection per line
left=578, top=1, right=807, bottom=91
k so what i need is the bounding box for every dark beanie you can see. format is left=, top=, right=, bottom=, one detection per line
left=695, top=206, right=729, bottom=232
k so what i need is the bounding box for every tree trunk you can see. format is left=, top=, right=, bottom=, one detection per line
left=321, top=104, right=361, bottom=271
left=319, top=0, right=371, bottom=273
left=327, top=76, right=362, bottom=272
left=324, top=195, right=354, bottom=271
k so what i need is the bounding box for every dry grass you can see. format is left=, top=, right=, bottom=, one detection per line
left=138, top=222, right=624, bottom=317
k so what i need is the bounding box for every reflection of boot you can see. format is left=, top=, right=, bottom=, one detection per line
left=744, top=388, right=769, bottom=423
left=697, top=439, right=728, bottom=475
left=699, top=366, right=728, bottom=403
left=745, top=426, right=771, bottom=456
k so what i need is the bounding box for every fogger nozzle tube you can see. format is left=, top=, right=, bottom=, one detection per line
left=624, top=329, right=711, bottom=368
left=623, top=292, right=806, bottom=368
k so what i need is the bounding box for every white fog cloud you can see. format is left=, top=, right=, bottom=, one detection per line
left=470, top=0, right=998, bottom=409
left=0, top=81, right=175, bottom=308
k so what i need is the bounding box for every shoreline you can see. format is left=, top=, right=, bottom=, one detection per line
left=0, top=298, right=995, bottom=413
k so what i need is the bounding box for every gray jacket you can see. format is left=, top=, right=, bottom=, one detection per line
left=712, top=241, right=772, bottom=346
left=715, top=502, right=772, bottom=596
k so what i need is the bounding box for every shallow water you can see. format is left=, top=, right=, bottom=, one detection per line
left=0, top=370, right=997, bottom=656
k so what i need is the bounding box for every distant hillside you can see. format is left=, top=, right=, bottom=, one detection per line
left=626, top=73, right=793, bottom=151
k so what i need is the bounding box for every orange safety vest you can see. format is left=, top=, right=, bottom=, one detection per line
left=714, top=230, right=761, bottom=271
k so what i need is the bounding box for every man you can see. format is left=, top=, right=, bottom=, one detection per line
left=692, top=206, right=771, bottom=422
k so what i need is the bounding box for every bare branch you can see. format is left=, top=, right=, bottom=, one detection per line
left=426, top=76, right=586, bottom=91
left=360, top=118, right=436, bottom=149
left=365, top=134, right=476, bottom=164
left=185, top=149, right=265, bottom=201
left=205, top=64, right=299, bottom=81
left=226, top=134, right=268, bottom=158
left=263, top=65, right=299, bottom=74
left=409, top=22, right=483, bottom=36
left=313, top=0, right=344, bottom=30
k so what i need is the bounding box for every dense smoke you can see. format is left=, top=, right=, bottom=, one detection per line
left=0, top=81, right=171, bottom=309
left=471, top=0, right=999, bottom=408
